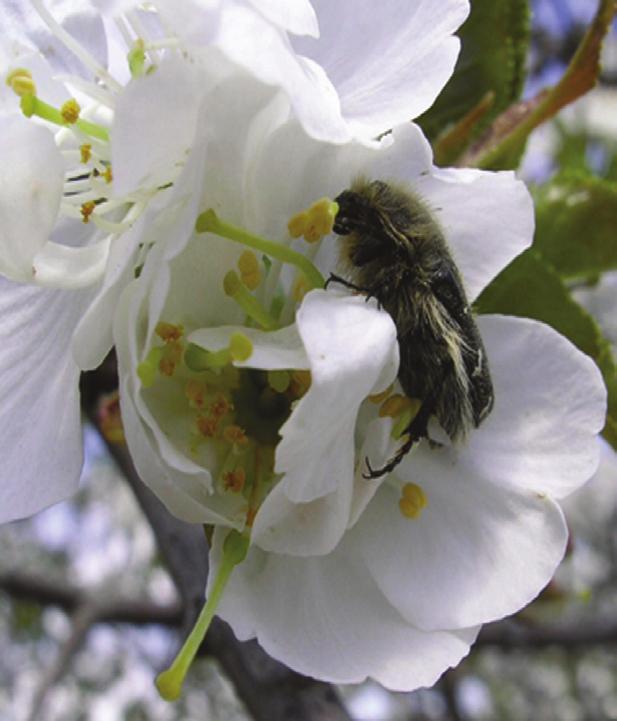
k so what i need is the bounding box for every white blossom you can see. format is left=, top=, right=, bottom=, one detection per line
left=0, top=0, right=466, bottom=522
left=113, top=70, right=606, bottom=689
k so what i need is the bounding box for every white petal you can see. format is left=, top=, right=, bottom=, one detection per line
left=153, top=0, right=223, bottom=46
left=119, top=374, right=234, bottom=525
left=210, top=2, right=350, bottom=142
left=561, top=439, right=617, bottom=531
left=111, top=54, right=202, bottom=195
left=188, top=324, right=309, bottom=371
left=416, top=167, right=535, bottom=301
left=463, top=315, right=607, bottom=499
left=0, top=278, right=93, bottom=522
left=276, top=290, right=398, bottom=503
left=115, top=280, right=242, bottom=526
left=32, top=237, right=110, bottom=289
left=293, top=0, right=469, bottom=137
left=246, top=0, right=319, bottom=36
left=213, top=529, right=478, bottom=690
left=0, top=116, right=64, bottom=282
left=2, top=0, right=108, bottom=77
left=251, top=482, right=352, bottom=556
left=354, top=463, right=568, bottom=631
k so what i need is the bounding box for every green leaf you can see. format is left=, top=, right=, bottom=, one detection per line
left=418, top=0, right=530, bottom=146
left=476, top=250, right=616, bottom=448
left=464, top=0, right=617, bottom=170
left=534, top=172, right=617, bottom=278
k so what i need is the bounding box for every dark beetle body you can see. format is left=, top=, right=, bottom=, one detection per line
left=332, top=178, right=493, bottom=476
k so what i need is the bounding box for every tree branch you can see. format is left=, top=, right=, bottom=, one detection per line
left=477, top=618, right=617, bottom=649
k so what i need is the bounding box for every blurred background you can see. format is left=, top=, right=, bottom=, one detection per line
left=2, top=1, right=617, bottom=719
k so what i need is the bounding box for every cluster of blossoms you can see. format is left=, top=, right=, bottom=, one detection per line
left=0, top=0, right=607, bottom=697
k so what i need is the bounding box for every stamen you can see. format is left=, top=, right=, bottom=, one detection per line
left=398, top=482, right=428, bottom=520
left=237, top=250, right=261, bottom=290
left=292, top=275, right=310, bottom=303
left=137, top=347, right=163, bottom=388
left=391, top=399, right=421, bottom=440
left=185, top=379, right=207, bottom=409
left=379, top=394, right=421, bottom=439
left=288, top=197, right=339, bottom=243
left=185, top=343, right=226, bottom=371
left=267, top=370, right=290, bottom=393
left=20, top=94, right=110, bottom=142
left=156, top=322, right=184, bottom=342
left=223, top=424, right=249, bottom=449
left=379, top=394, right=413, bottom=418
left=224, top=271, right=277, bottom=330
left=61, top=98, right=81, bottom=124
left=80, top=144, right=92, bottom=163
left=156, top=530, right=250, bottom=701
left=128, top=40, right=147, bottom=77
left=222, top=467, right=246, bottom=493
left=185, top=333, right=253, bottom=372
left=5, top=68, right=36, bottom=96
left=197, top=415, right=219, bottom=438
left=229, top=333, right=253, bottom=362
left=80, top=201, right=96, bottom=223
left=196, top=210, right=325, bottom=291
left=210, top=394, right=233, bottom=418
left=159, top=341, right=184, bottom=376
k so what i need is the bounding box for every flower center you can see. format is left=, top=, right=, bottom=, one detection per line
left=138, top=319, right=311, bottom=528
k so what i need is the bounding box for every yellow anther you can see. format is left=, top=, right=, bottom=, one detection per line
left=379, top=394, right=414, bottom=418
left=80, top=144, right=92, bottom=164
left=292, top=275, right=310, bottom=302
left=267, top=370, right=290, bottom=393
left=399, top=482, right=428, bottom=520
left=185, top=379, right=207, bottom=409
left=128, top=40, right=147, bottom=77
left=368, top=385, right=394, bottom=404
left=104, top=166, right=113, bottom=183
left=61, top=98, right=81, bottom=124
left=223, top=270, right=242, bottom=297
left=80, top=201, right=96, bottom=223
left=223, top=425, right=249, bottom=447
left=156, top=321, right=184, bottom=343
left=6, top=68, right=36, bottom=97
left=224, top=271, right=277, bottom=330
left=229, top=333, right=253, bottom=362
left=287, top=210, right=309, bottom=239
left=159, top=340, right=183, bottom=376
left=223, top=467, right=246, bottom=493
left=238, top=250, right=261, bottom=290
left=210, top=393, right=233, bottom=418
left=197, top=415, right=219, bottom=438
left=288, top=197, right=339, bottom=243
